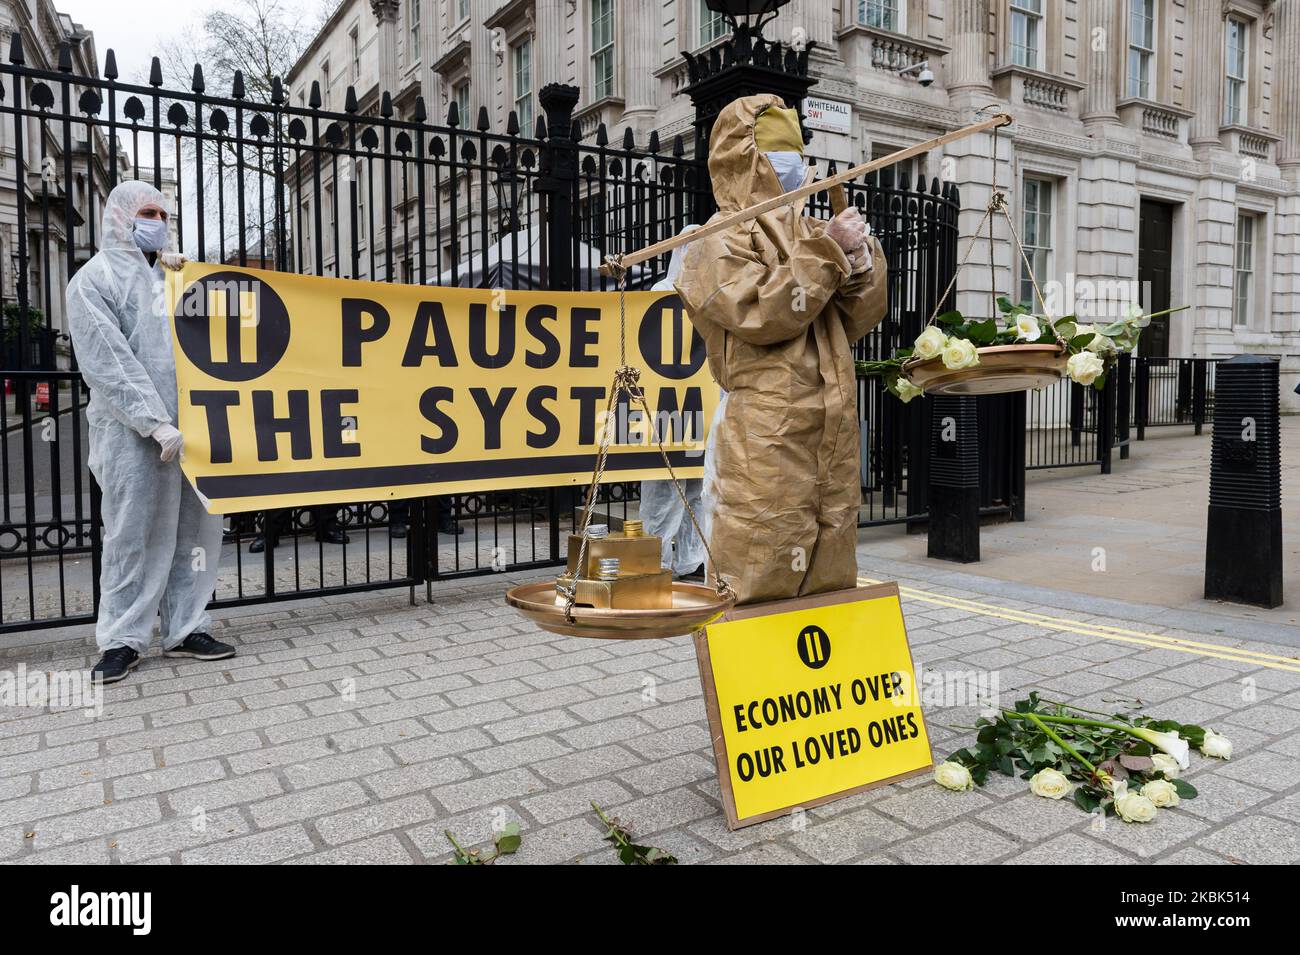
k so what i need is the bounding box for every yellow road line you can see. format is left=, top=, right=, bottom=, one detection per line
left=858, top=576, right=1300, bottom=674
left=860, top=576, right=1297, bottom=664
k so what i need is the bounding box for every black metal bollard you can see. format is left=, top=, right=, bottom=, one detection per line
left=927, top=395, right=980, bottom=563
left=1204, top=355, right=1282, bottom=608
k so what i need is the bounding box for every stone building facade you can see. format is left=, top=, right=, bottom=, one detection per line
left=286, top=0, right=1300, bottom=400
left=0, top=0, right=117, bottom=350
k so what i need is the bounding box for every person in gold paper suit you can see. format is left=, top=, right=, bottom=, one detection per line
left=674, top=94, right=888, bottom=604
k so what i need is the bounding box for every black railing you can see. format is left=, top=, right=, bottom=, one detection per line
left=804, top=163, right=974, bottom=526
left=0, top=40, right=971, bottom=632
left=1025, top=355, right=1218, bottom=471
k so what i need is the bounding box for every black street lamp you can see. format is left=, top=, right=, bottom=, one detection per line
left=705, top=0, right=789, bottom=40
left=684, top=0, right=813, bottom=221
left=491, top=149, right=526, bottom=233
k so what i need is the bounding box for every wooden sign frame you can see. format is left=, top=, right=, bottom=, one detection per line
left=692, top=582, right=934, bottom=830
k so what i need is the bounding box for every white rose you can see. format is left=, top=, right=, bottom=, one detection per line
left=1149, top=753, right=1181, bottom=778
left=1086, top=332, right=1117, bottom=355
left=1066, top=351, right=1105, bottom=385
left=1123, top=303, right=1150, bottom=328
left=1200, top=730, right=1233, bottom=760
left=1028, top=767, right=1072, bottom=800
left=1140, top=779, right=1180, bottom=808
left=913, top=326, right=947, bottom=361
left=1113, top=783, right=1158, bottom=823
left=941, top=337, right=980, bottom=370
left=934, top=761, right=974, bottom=792
left=892, top=378, right=924, bottom=403
left=1013, top=314, right=1042, bottom=341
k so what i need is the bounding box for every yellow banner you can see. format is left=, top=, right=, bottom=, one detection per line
left=695, top=585, right=933, bottom=828
left=165, top=263, right=718, bottom=513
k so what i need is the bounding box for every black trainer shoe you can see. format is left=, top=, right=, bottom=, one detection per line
left=315, top=526, right=350, bottom=545
left=164, top=632, right=237, bottom=661
left=92, top=647, right=140, bottom=684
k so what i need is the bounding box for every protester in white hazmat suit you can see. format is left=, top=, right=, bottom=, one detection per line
left=639, top=225, right=721, bottom=578
left=66, top=180, right=235, bottom=684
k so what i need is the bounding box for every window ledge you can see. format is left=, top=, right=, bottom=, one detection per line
left=1116, top=98, right=1193, bottom=143
left=483, top=0, right=532, bottom=31
left=1219, top=124, right=1280, bottom=162
left=990, top=64, right=1084, bottom=114
left=432, top=39, right=471, bottom=76
left=989, top=63, right=1084, bottom=90
left=575, top=96, right=626, bottom=141
left=836, top=22, right=950, bottom=60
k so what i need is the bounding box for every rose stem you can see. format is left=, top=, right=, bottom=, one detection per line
left=1003, top=710, right=1098, bottom=774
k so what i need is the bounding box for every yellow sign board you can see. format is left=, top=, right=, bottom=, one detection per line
left=165, top=263, right=719, bottom=513
left=694, top=583, right=932, bottom=829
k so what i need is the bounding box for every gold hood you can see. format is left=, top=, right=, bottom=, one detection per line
left=706, top=93, right=795, bottom=214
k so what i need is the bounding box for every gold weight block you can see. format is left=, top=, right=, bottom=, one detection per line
left=556, top=569, right=674, bottom=610
left=565, top=532, right=662, bottom=578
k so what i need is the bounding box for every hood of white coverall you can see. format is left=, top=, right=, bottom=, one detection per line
left=100, top=179, right=169, bottom=251
left=64, top=179, right=178, bottom=439
left=672, top=93, right=889, bottom=604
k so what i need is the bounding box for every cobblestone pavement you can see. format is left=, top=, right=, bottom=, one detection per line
left=863, top=417, right=1300, bottom=631
left=2, top=549, right=1299, bottom=865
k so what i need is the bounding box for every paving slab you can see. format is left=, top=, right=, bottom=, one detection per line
left=2, top=485, right=1298, bottom=864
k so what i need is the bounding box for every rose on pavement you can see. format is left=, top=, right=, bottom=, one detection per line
left=1029, top=767, right=1072, bottom=800
left=934, top=761, right=974, bottom=791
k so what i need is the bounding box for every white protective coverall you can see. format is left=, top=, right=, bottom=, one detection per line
left=640, top=225, right=714, bottom=576
left=66, top=180, right=224, bottom=653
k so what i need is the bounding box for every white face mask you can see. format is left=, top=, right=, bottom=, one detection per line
left=132, top=217, right=168, bottom=253
left=764, top=151, right=807, bottom=193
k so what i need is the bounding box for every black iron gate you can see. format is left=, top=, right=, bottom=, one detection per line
left=0, top=38, right=986, bottom=634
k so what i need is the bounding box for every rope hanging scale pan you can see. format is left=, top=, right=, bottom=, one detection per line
left=900, top=113, right=1069, bottom=396
left=504, top=263, right=737, bottom=640
left=504, top=113, right=1023, bottom=640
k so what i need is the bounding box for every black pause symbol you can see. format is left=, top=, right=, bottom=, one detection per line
left=797, top=625, right=830, bottom=670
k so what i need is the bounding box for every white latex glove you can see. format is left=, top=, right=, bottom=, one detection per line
left=159, top=251, right=187, bottom=271
left=151, top=423, right=184, bottom=462
left=825, top=207, right=868, bottom=255
left=847, top=239, right=874, bottom=275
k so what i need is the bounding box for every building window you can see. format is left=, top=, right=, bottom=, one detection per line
left=1020, top=177, right=1053, bottom=308
left=1224, top=17, right=1248, bottom=125
left=409, top=0, right=421, bottom=63
left=454, top=81, right=470, bottom=126
left=1233, top=212, right=1255, bottom=327
left=456, top=0, right=469, bottom=24
left=858, top=0, right=899, bottom=33
left=871, top=142, right=926, bottom=189
left=349, top=26, right=360, bottom=81
left=1009, top=0, right=1043, bottom=70
left=300, top=199, right=312, bottom=271
left=591, top=0, right=615, bottom=100
left=320, top=60, right=331, bottom=109
left=355, top=165, right=366, bottom=243
left=700, top=0, right=727, bottom=45
left=513, top=38, right=533, bottom=133
left=1127, top=0, right=1154, bottom=99
left=324, top=183, right=335, bottom=259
